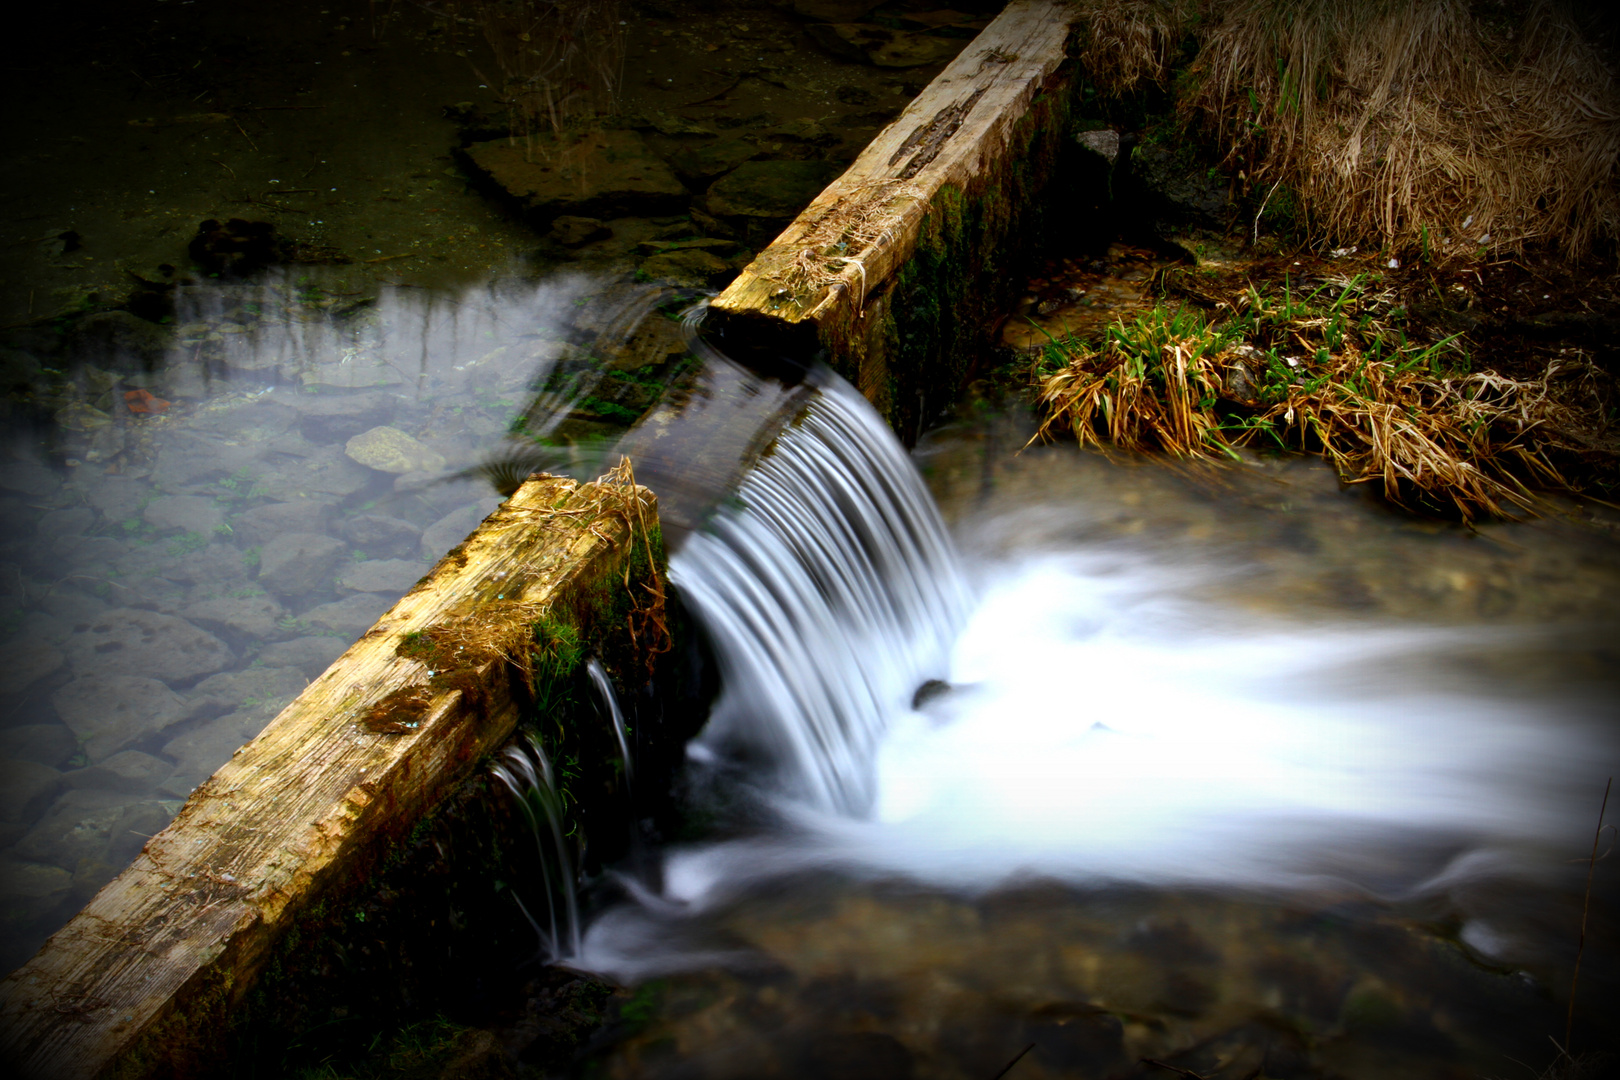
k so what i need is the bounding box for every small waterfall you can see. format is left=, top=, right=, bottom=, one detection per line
left=491, top=734, right=582, bottom=962
left=588, top=658, right=634, bottom=795
left=670, top=373, right=972, bottom=816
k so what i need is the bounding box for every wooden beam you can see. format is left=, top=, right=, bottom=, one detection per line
left=709, top=0, right=1081, bottom=440
left=0, top=472, right=661, bottom=1080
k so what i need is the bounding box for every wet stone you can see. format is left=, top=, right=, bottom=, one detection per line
left=254, top=445, right=374, bottom=500
left=0, top=759, right=63, bottom=824
left=51, top=674, right=188, bottom=762
left=337, top=513, right=422, bottom=558
left=548, top=215, right=612, bottom=247
left=667, top=138, right=761, bottom=183
left=0, top=725, right=77, bottom=769
left=162, top=709, right=271, bottom=782
left=345, top=425, right=447, bottom=475
left=68, top=310, right=171, bottom=368
left=182, top=594, right=289, bottom=643
left=641, top=248, right=734, bottom=288
left=183, top=666, right=307, bottom=724
left=706, top=160, right=843, bottom=220
left=300, top=593, right=393, bottom=637
left=78, top=467, right=146, bottom=520
left=38, top=507, right=95, bottom=544
left=420, top=501, right=502, bottom=562
left=60, top=609, right=233, bottom=684
left=254, top=635, right=347, bottom=679
left=12, top=790, right=155, bottom=871
left=0, top=461, right=61, bottom=498
left=142, top=494, right=225, bottom=536
left=61, top=750, right=172, bottom=796
left=149, top=430, right=263, bottom=490
left=462, top=129, right=690, bottom=224
left=336, top=558, right=429, bottom=595
left=296, top=391, right=399, bottom=444
left=0, top=641, right=65, bottom=698
left=257, top=531, right=347, bottom=598
left=231, top=499, right=337, bottom=546
left=0, top=859, right=72, bottom=926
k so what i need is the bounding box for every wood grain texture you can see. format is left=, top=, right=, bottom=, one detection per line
left=710, top=0, right=1080, bottom=430
left=0, top=474, right=657, bottom=1080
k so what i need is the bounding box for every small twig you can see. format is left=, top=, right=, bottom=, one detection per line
left=1566, top=775, right=1612, bottom=1055
left=680, top=77, right=741, bottom=107
left=210, top=158, right=236, bottom=180
left=232, top=118, right=257, bottom=151
left=236, top=104, right=327, bottom=110
left=987, top=1043, right=1035, bottom=1079
left=363, top=253, right=416, bottom=264
left=1141, top=1060, right=1210, bottom=1080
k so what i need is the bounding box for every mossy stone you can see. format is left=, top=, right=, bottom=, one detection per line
left=705, top=160, right=843, bottom=219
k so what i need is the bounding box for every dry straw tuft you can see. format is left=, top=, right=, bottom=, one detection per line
left=1031, top=279, right=1615, bottom=520
left=776, top=179, right=927, bottom=313
left=1074, top=0, right=1620, bottom=260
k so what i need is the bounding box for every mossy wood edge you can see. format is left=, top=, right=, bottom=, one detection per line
left=0, top=473, right=660, bottom=1080
left=710, top=0, right=1079, bottom=434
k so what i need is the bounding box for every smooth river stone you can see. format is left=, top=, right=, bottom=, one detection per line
left=60, top=609, right=233, bottom=684
left=344, top=426, right=447, bottom=475
left=0, top=641, right=65, bottom=698
left=142, top=494, right=225, bottom=536
left=0, top=758, right=62, bottom=824
left=336, top=558, right=428, bottom=595
left=51, top=674, right=188, bottom=762
left=257, top=531, right=347, bottom=599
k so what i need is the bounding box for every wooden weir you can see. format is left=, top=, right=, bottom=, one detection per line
left=0, top=473, right=662, bottom=1079
left=710, top=0, right=1082, bottom=440
left=0, top=2, right=1083, bottom=1075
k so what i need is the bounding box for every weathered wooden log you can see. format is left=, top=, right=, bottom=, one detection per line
left=0, top=470, right=665, bottom=1080
left=708, top=0, right=1082, bottom=442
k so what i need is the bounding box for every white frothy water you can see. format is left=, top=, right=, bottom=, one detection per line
left=581, top=373, right=1617, bottom=978
left=671, top=375, right=971, bottom=816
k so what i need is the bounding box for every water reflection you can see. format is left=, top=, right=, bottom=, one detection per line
left=0, top=267, right=692, bottom=974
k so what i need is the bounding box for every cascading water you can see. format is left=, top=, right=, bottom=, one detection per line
left=577, top=361, right=1618, bottom=1010
left=669, top=373, right=972, bottom=816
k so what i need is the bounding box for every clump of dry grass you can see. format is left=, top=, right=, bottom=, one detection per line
left=1073, top=0, right=1620, bottom=261
left=1074, top=0, right=1198, bottom=94
left=1032, top=277, right=1612, bottom=519
left=460, top=0, right=625, bottom=143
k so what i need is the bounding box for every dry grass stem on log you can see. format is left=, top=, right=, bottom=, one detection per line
left=778, top=179, right=928, bottom=314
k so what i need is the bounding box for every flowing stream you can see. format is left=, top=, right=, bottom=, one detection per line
left=568, top=362, right=1620, bottom=1079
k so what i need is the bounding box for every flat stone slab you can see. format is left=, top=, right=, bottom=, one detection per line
left=462, top=129, right=690, bottom=225
left=59, top=611, right=233, bottom=686
left=706, top=160, right=844, bottom=220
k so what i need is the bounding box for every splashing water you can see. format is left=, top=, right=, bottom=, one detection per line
left=670, top=374, right=972, bottom=816
left=580, top=370, right=1619, bottom=987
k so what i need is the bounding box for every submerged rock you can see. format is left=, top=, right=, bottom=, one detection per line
left=706, top=160, right=842, bottom=219
left=0, top=725, right=77, bottom=769
left=345, top=426, right=447, bottom=475
left=51, top=674, right=188, bottom=762
left=641, top=248, right=733, bottom=287
left=61, top=750, right=173, bottom=796
left=462, top=130, right=690, bottom=226
left=60, top=610, right=233, bottom=685
left=257, top=531, right=347, bottom=599
left=548, top=215, right=612, bottom=247
left=336, top=558, right=429, bottom=595
left=254, top=635, right=347, bottom=679
left=337, top=513, right=423, bottom=558
left=0, top=642, right=66, bottom=699
left=0, top=759, right=62, bottom=824
left=300, top=593, right=393, bottom=637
